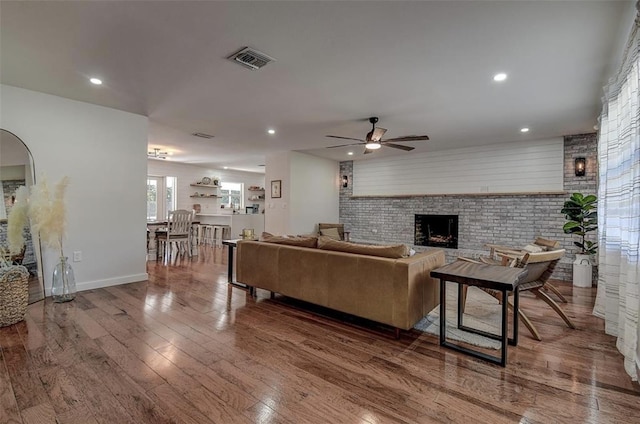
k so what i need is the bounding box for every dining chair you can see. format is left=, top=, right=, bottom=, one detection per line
left=155, top=209, right=193, bottom=263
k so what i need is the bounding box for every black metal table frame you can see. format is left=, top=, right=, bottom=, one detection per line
left=221, top=239, right=254, bottom=295
left=438, top=280, right=520, bottom=367
left=430, top=260, right=528, bottom=367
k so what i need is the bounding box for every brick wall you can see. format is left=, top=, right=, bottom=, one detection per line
left=339, top=134, right=597, bottom=281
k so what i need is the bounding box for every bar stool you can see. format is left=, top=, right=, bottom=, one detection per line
left=199, top=224, right=214, bottom=245
left=212, top=225, right=231, bottom=245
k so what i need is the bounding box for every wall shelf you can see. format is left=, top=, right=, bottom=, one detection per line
left=190, top=195, right=218, bottom=198
left=190, top=183, right=220, bottom=188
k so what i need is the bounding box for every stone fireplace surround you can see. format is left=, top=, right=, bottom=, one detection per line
left=339, top=134, right=597, bottom=281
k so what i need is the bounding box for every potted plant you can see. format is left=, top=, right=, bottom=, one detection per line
left=561, top=192, right=597, bottom=287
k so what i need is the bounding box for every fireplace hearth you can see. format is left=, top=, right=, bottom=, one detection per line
left=415, top=214, right=458, bottom=249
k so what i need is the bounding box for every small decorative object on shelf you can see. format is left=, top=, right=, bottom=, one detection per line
left=52, top=256, right=76, bottom=302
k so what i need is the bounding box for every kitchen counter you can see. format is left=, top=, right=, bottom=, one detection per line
left=195, top=213, right=264, bottom=237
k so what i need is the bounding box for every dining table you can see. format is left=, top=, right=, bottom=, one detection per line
left=146, top=220, right=201, bottom=255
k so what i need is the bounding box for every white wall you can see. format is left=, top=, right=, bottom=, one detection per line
left=147, top=160, right=265, bottom=214
left=0, top=85, right=148, bottom=294
left=265, top=151, right=339, bottom=235
left=353, top=138, right=564, bottom=196
left=264, top=152, right=291, bottom=235
left=290, top=152, right=339, bottom=235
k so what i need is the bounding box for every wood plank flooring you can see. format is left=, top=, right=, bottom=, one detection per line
left=1, top=245, right=638, bottom=423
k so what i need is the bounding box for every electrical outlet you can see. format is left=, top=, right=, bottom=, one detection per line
left=73, top=251, right=82, bottom=262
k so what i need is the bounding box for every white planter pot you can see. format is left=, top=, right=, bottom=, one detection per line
left=573, top=253, right=593, bottom=288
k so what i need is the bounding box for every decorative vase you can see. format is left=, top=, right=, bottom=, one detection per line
left=572, top=253, right=593, bottom=288
left=52, top=256, right=76, bottom=302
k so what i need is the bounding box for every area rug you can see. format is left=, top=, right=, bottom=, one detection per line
left=414, top=282, right=503, bottom=349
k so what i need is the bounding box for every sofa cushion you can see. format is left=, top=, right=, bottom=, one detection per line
left=319, top=227, right=341, bottom=240
left=317, top=236, right=407, bottom=259
left=261, top=232, right=318, bottom=248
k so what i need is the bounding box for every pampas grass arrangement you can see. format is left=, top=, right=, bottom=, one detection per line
left=29, top=175, right=69, bottom=257
left=7, top=186, right=30, bottom=255
left=29, top=175, right=75, bottom=302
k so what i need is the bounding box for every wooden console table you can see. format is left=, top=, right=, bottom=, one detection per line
left=221, top=239, right=255, bottom=295
left=430, top=261, right=528, bottom=367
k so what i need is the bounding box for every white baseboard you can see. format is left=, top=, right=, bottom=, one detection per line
left=45, top=273, right=148, bottom=296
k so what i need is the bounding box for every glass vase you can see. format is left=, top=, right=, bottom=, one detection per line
left=52, top=256, right=76, bottom=302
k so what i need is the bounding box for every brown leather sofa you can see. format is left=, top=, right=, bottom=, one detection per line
left=236, top=240, right=445, bottom=333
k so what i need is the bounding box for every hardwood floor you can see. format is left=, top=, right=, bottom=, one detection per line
left=1, top=245, right=638, bottom=423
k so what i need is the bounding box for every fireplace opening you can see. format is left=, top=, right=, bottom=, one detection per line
left=415, top=214, right=458, bottom=249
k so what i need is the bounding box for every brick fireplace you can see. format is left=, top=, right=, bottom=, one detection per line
left=338, top=134, right=598, bottom=281
left=415, top=214, right=458, bottom=249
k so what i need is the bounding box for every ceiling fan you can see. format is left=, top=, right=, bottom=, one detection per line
left=148, top=148, right=169, bottom=159
left=326, top=117, right=429, bottom=154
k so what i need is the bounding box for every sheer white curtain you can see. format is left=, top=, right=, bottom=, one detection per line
left=594, top=9, right=640, bottom=381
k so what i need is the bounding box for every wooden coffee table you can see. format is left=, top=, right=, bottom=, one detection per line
left=431, top=260, right=528, bottom=367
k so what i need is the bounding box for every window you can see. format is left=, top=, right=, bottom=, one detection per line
left=147, top=176, right=177, bottom=221
left=220, top=182, right=244, bottom=210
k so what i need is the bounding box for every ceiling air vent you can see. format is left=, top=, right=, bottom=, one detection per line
left=228, top=47, right=276, bottom=71
left=192, top=132, right=215, bottom=139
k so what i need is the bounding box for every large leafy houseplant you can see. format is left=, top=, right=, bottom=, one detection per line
left=561, top=193, right=597, bottom=255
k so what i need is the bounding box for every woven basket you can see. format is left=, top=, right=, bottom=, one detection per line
left=0, top=265, right=29, bottom=327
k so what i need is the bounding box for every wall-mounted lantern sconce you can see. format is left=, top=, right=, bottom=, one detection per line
left=342, top=175, right=349, bottom=188
left=575, top=157, right=586, bottom=177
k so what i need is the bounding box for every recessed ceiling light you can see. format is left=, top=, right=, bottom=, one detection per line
left=493, top=73, right=507, bottom=82
left=267, top=129, right=276, bottom=135
left=223, top=166, right=229, bottom=169
left=347, top=152, right=354, bottom=156
left=520, top=127, right=530, bottom=133
left=89, top=77, right=102, bottom=85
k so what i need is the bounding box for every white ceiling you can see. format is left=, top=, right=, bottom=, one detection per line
left=1, top=1, right=633, bottom=173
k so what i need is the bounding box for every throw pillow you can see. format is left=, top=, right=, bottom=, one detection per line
left=261, top=232, right=318, bottom=248
left=317, top=236, right=407, bottom=259
left=320, top=227, right=341, bottom=240
left=523, top=244, right=545, bottom=253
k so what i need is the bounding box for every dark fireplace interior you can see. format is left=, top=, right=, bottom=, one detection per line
left=415, top=214, right=458, bottom=249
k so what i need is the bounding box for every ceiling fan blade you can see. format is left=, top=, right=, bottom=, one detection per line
left=326, top=135, right=366, bottom=142
left=383, top=135, right=430, bottom=142
left=326, top=142, right=363, bottom=149
left=383, top=142, right=414, bottom=151
left=370, top=127, right=387, bottom=142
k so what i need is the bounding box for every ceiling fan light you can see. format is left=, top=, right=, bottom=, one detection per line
left=366, top=142, right=381, bottom=150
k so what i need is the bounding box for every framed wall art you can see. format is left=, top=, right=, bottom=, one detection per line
left=271, top=180, right=281, bottom=198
